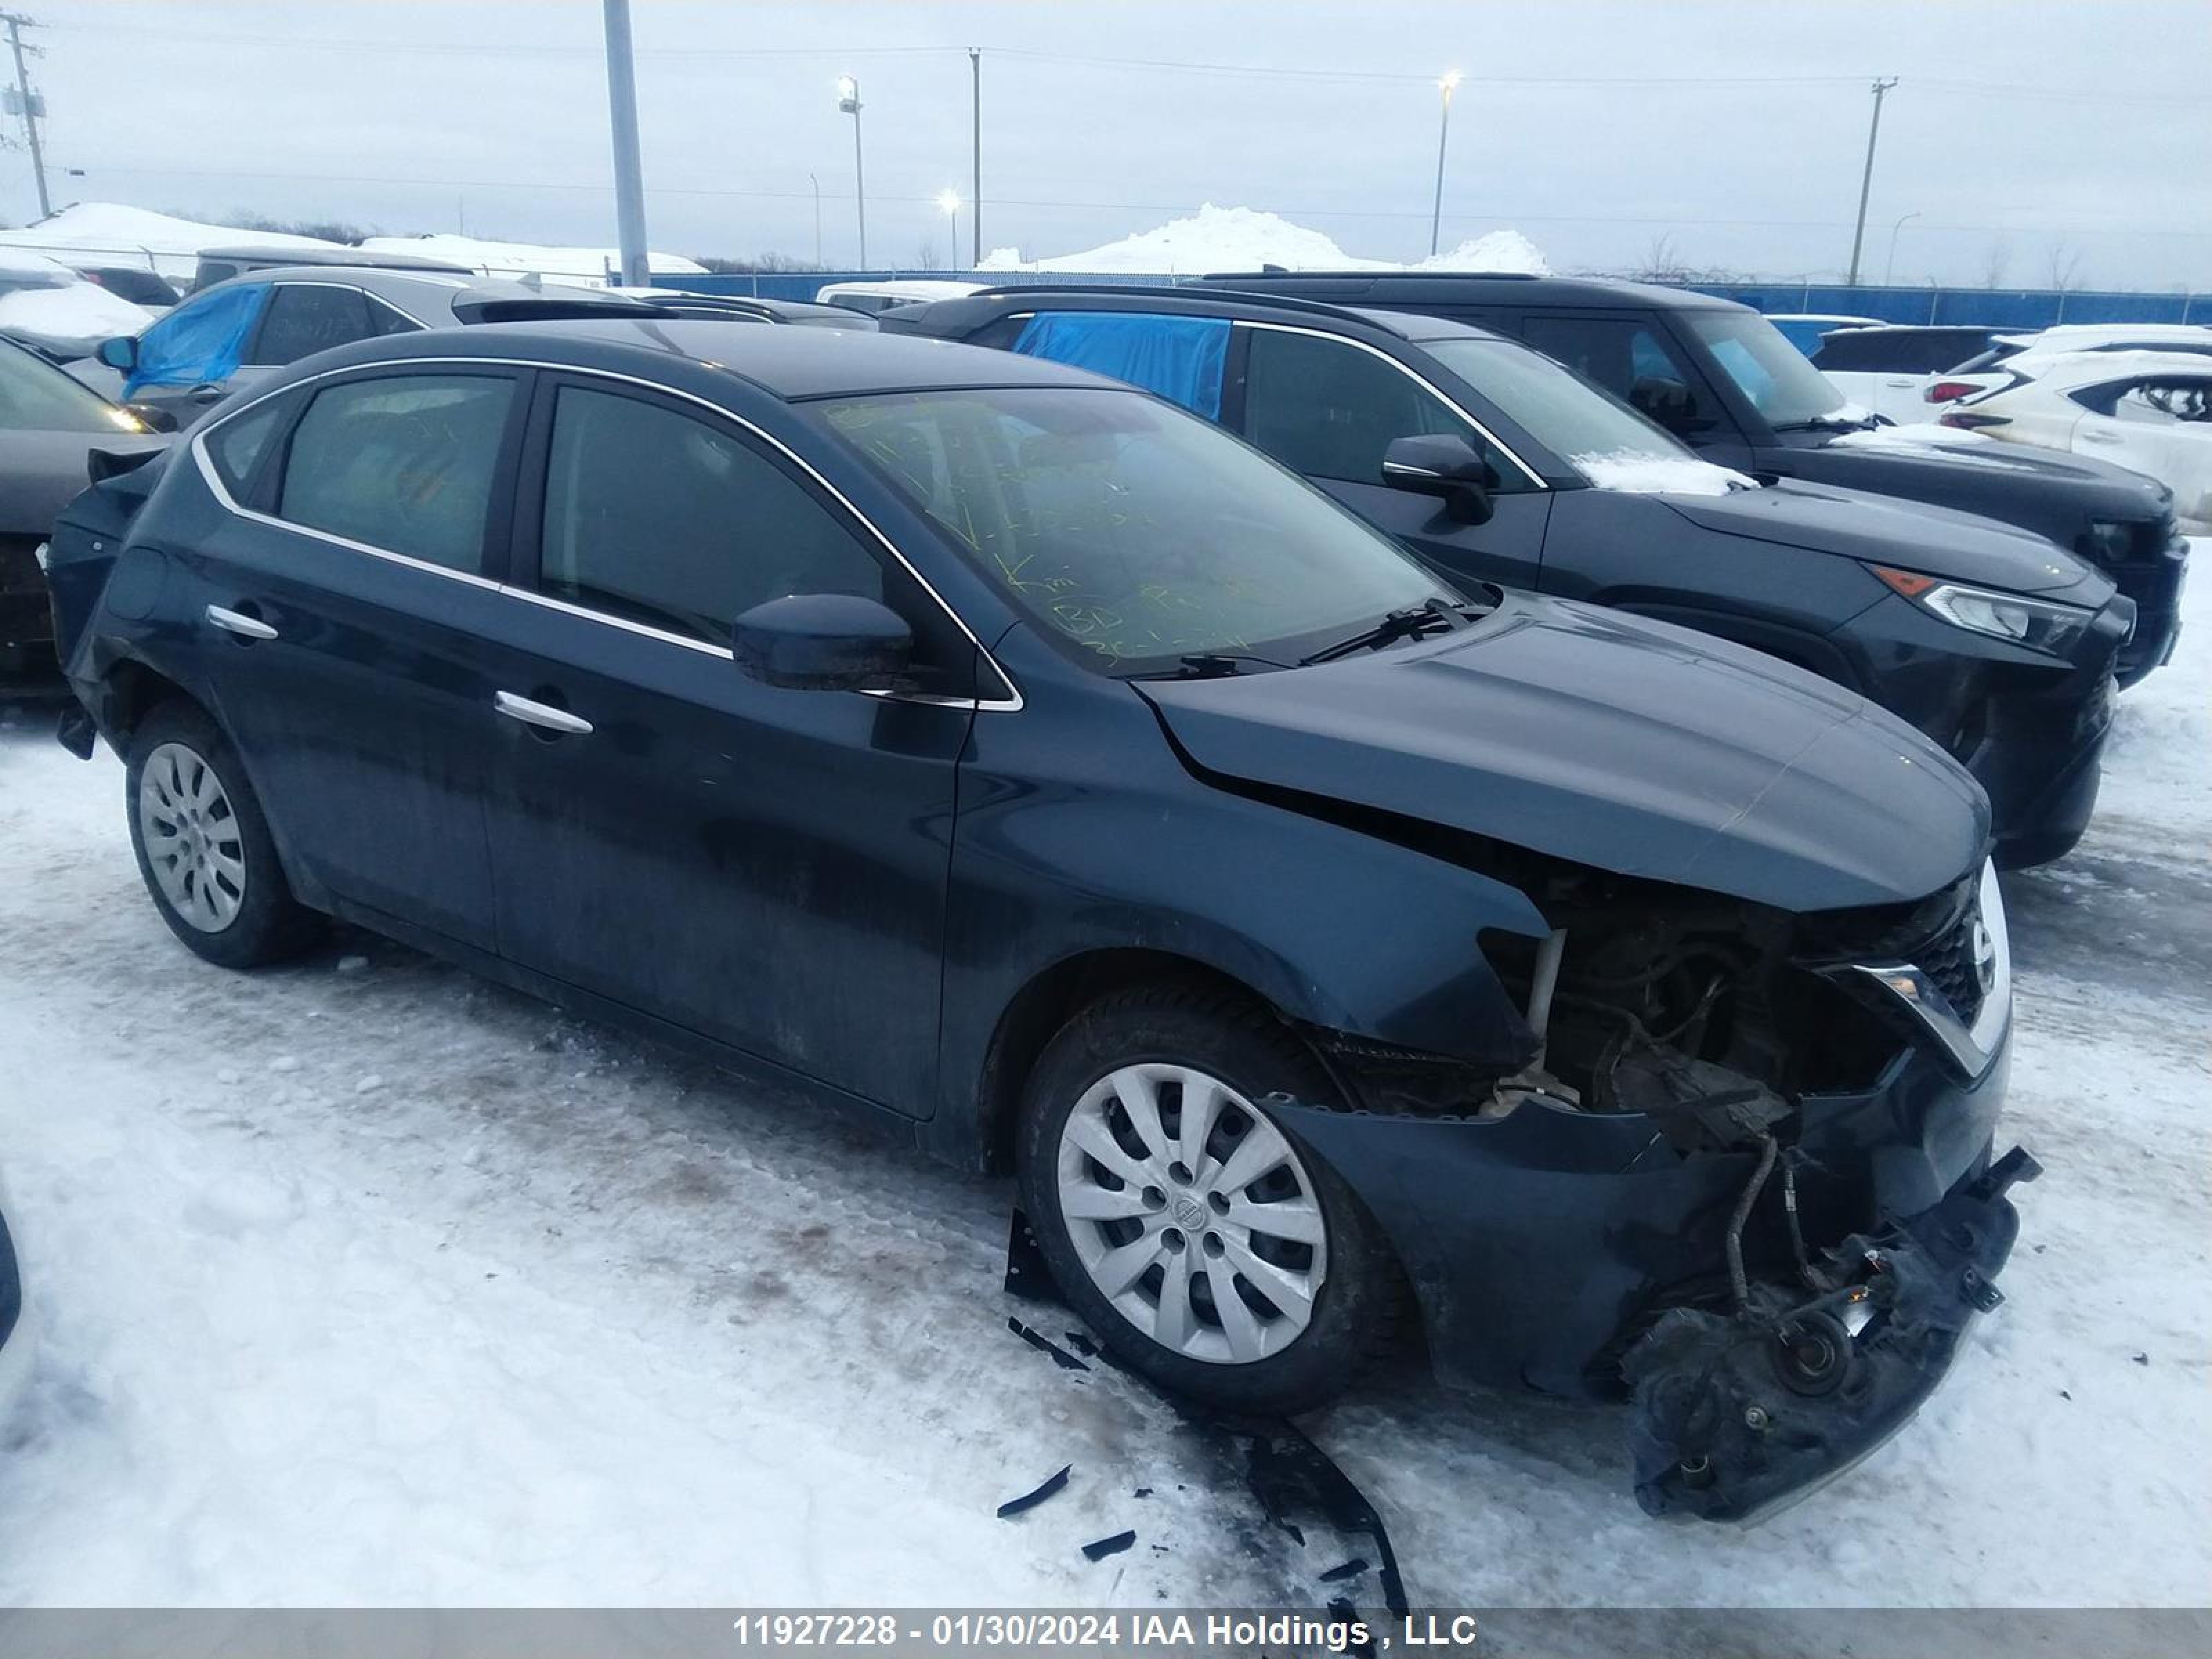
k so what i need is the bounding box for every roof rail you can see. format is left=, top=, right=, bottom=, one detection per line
left=969, top=280, right=1400, bottom=330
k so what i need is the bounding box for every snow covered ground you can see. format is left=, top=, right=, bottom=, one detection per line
left=0, top=561, right=2204, bottom=1610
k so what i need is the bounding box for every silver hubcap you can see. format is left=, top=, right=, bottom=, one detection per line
left=139, top=742, right=247, bottom=932
left=1056, top=1064, right=1328, bottom=1366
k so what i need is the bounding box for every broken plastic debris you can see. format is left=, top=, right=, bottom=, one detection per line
left=996, top=1464, right=1071, bottom=1519
left=1320, top=1557, right=1369, bottom=1583
left=1007, top=1316, right=1089, bottom=1372
left=1081, top=1530, right=1136, bottom=1562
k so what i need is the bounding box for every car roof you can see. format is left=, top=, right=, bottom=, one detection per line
left=321, top=317, right=1131, bottom=400
left=192, top=266, right=659, bottom=319
left=197, top=245, right=474, bottom=273
left=953, top=283, right=1510, bottom=344
left=1189, top=270, right=1746, bottom=312
left=2011, top=348, right=2212, bottom=385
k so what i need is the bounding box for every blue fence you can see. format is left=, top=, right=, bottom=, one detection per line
left=664, top=269, right=2200, bottom=329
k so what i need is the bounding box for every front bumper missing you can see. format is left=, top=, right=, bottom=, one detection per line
left=1623, top=1144, right=2040, bottom=1523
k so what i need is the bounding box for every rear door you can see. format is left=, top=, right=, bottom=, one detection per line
left=2090, top=375, right=2212, bottom=523
left=1228, top=324, right=1551, bottom=591
left=474, top=373, right=979, bottom=1112
left=182, top=364, right=525, bottom=948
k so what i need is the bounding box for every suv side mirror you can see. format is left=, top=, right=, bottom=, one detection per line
left=733, top=593, right=913, bottom=692
left=124, top=402, right=178, bottom=433
left=97, top=336, right=139, bottom=371
left=1381, top=434, right=1498, bottom=524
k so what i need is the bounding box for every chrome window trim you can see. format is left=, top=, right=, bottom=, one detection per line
left=1232, top=320, right=1550, bottom=490
left=188, top=355, right=1024, bottom=711
left=1835, top=859, right=2012, bottom=1078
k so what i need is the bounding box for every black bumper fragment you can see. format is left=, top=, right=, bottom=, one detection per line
left=1624, top=1145, right=2041, bottom=1523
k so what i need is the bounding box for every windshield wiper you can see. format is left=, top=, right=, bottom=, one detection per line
left=1127, top=651, right=1293, bottom=681
left=1774, top=412, right=1877, bottom=434
left=1297, top=597, right=1474, bottom=667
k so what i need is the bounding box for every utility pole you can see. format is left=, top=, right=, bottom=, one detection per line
left=1846, top=76, right=1898, bottom=287
left=808, top=172, right=821, bottom=266
left=3, top=12, right=50, bottom=219
left=969, top=48, right=982, bottom=266
left=600, top=0, right=650, bottom=288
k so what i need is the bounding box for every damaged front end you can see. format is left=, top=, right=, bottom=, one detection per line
left=1271, top=854, right=2034, bottom=1524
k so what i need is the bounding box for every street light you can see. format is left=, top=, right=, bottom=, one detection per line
left=1884, top=209, right=1922, bottom=287
left=1429, top=71, right=1463, bottom=259
left=936, top=188, right=962, bottom=270
left=836, top=75, right=866, bottom=269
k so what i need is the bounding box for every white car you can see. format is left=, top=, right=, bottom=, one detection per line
left=1802, top=324, right=2016, bottom=422
left=814, top=278, right=983, bottom=316
left=1942, top=349, right=2212, bottom=528
left=1926, top=324, right=2212, bottom=411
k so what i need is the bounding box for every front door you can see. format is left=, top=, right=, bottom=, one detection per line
left=1230, top=324, right=1552, bottom=591
left=1519, top=310, right=1755, bottom=469
left=475, top=375, right=976, bottom=1113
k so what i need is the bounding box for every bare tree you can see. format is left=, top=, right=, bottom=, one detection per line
left=1977, top=238, right=2012, bottom=290
left=2044, top=239, right=2086, bottom=292
left=913, top=235, right=943, bottom=272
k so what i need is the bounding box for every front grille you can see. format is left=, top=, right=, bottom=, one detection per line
left=1916, top=906, right=1987, bottom=1026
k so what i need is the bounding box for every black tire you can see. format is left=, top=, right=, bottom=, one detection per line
left=124, top=700, right=321, bottom=968
left=1015, top=983, right=1405, bottom=1416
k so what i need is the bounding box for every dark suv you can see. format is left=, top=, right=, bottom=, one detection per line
left=1197, top=273, right=2188, bottom=685
left=894, top=287, right=2130, bottom=867
left=47, top=319, right=2033, bottom=1521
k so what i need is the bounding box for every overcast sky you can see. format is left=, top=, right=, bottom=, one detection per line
left=7, top=0, right=2209, bottom=289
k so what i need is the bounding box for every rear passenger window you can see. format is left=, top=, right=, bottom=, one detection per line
left=248, top=285, right=377, bottom=366
left=277, top=375, right=512, bottom=571
left=203, top=393, right=294, bottom=500
left=1241, top=329, right=1487, bottom=485
left=536, top=384, right=885, bottom=644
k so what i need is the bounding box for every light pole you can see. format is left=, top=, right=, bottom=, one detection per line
left=808, top=171, right=822, bottom=266
left=837, top=75, right=867, bottom=270
left=1429, top=71, right=1462, bottom=259
left=1883, top=209, right=1920, bottom=287
left=936, top=189, right=962, bottom=270
left=599, top=0, right=650, bottom=288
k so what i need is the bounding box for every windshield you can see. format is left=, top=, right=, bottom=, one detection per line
left=819, top=386, right=1452, bottom=674
left=1681, top=310, right=1853, bottom=428
left=0, top=337, right=137, bottom=435
left=1421, top=337, right=1692, bottom=476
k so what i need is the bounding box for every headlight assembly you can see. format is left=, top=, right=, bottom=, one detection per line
left=1870, top=565, right=2092, bottom=657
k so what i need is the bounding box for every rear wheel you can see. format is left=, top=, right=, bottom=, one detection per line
left=124, top=702, right=320, bottom=968
left=1016, top=984, right=1403, bottom=1414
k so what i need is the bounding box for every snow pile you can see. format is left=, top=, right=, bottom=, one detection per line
left=1571, top=450, right=1755, bottom=496
left=0, top=203, right=342, bottom=279
left=981, top=203, right=1392, bottom=275
left=0, top=246, right=73, bottom=280
left=0, top=283, right=154, bottom=355
left=357, top=234, right=708, bottom=286
left=1417, top=228, right=1550, bottom=275
left=1831, top=423, right=1991, bottom=450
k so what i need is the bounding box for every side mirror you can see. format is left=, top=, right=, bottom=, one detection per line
left=97, top=336, right=139, bottom=371
left=733, top=593, right=913, bottom=692
left=124, top=402, right=178, bottom=433
left=1381, top=433, right=1497, bottom=525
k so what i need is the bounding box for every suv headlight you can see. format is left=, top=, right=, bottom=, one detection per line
left=1871, top=565, right=2092, bottom=657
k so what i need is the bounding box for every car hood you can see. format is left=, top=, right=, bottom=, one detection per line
left=1141, top=593, right=1989, bottom=915
left=1656, top=478, right=2108, bottom=599
left=1777, top=429, right=2173, bottom=527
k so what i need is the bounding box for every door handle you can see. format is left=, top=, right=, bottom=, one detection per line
left=188, top=384, right=229, bottom=403
left=2081, top=430, right=2121, bottom=444
left=494, top=691, right=593, bottom=735
left=205, top=603, right=278, bottom=641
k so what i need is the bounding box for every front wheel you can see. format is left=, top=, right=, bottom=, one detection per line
left=1015, top=985, right=1403, bottom=1415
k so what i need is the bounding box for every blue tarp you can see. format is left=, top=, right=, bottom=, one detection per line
left=1013, top=312, right=1230, bottom=418
left=126, top=284, right=268, bottom=396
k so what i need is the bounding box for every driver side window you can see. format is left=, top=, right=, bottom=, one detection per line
left=1241, top=328, right=1509, bottom=487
